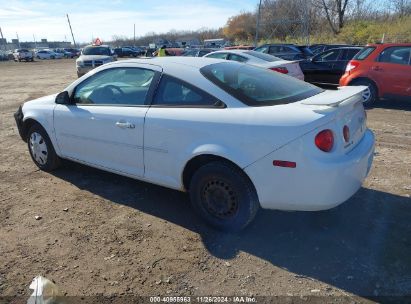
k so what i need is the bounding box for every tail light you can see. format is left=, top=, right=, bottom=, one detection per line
left=315, top=129, right=334, bottom=152
left=345, top=61, right=359, bottom=73
left=270, top=67, right=289, bottom=74
left=343, top=125, right=350, bottom=142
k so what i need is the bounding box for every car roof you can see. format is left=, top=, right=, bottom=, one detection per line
left=109, top=56, right=227, bottom=70
left=367, top=43, right=411, bottom=47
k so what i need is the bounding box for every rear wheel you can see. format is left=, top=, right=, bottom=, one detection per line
left=350, top=79, right=378, bottom=107
left=27, top=123, right=60, bottom=171
left=189, top=161, right=259, bottom=232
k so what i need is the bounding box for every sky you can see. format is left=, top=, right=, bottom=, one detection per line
left=0, top=0, right=256, bottom=43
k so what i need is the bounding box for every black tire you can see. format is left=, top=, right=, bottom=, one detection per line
left=27, top=123, right=60, bottom=171
left=189, top=161, right=259, bottom=232
left=350, top=79, right=378, bottom=108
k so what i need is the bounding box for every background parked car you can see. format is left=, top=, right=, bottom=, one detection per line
left=224, top=45, right=255, bottom=50
left=300, top=47, right=362, bottom=87
left=54, top=48, right=74, bottom=58
left=0, top=50, right=9, bottom=61
left=309, top=44, right=355, bottom=55
left=340, top=43, right=411, bottom=106
left=13, top=49, right=34, bottom=62
left=64, top=48, right=80, bottom=57
left=254, top=44, right=313, bottom=60
left=181, top=48, right=216, bottom=57
left=76, top=44, right=116, bottom=77
left=113, top=47, right=141, bottom=57
left=204, top=50, right=304, bottom=80
left=36, top=50, right=63, bottom=60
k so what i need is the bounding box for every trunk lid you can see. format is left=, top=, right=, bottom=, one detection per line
left=300, top=86, right=367, bottom=154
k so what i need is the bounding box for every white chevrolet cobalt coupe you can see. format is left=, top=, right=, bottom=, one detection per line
left=14, top=57, right=375, bottom=231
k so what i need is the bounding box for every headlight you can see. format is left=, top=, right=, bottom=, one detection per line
left=76, top=60, right=84, bottom=67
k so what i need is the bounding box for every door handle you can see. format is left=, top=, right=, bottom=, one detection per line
left=372, top=66, right=382, bottom=71
left=115, top=121, right=135, bottom=129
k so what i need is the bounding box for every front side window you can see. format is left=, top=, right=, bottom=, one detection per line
left=153, top=75, right=221, bottom=107
left=73, top=68, right=155, bottom=106
left=378, top=46, right=411, bottom=65
left=201, top=62, right=323, bottom=106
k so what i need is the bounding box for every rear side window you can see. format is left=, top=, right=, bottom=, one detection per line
left=228, top=54, right=248, bottom=63
left=341, top=49, right=361, bottom=60
left=353, top=47, right=375, bottom=60
left=201, top=62, right=323, bottom=107
left=153, top=75, right=221, bottom=107
left=206, top=52, right=228, bottom=60
left=378, top=46, right=411, bottom=65
left=254, top=45, right=269, bottom=53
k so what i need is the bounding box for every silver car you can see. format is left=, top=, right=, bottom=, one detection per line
left=76, top=45, right=116, bottom=77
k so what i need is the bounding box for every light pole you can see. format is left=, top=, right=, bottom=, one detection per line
left=254, top=0, right=262, bottom=47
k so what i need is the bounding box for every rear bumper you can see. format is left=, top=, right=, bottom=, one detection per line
left=245, top=129, right=375, bottom=211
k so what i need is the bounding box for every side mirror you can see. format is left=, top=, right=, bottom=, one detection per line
left=55, top=91, right=70, bottom=105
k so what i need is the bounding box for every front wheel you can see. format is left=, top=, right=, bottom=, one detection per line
left=27, top=124, right=60, bottom=171
left=350, top=79, right=378, bottom=107
left=189, top=161, right=260, bottom=232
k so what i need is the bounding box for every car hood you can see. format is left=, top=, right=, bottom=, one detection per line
left=78, top=55, right=112, bottom=61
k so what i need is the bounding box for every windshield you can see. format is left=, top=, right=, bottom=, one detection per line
left=201, top=62, right=323, bottom=106
left=82, top=46, right=111, bottom=56
left=244, top=51, right=282, bottom=62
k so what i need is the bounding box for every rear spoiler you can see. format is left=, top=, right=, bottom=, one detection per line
left=301, top=86, right=366, bottom=107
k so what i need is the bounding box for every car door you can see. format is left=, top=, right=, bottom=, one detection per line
left=53, top=65, right=161, bottom=177
left=144, top=74, right=225, bottom=188
left=304, top=49, right=341, bottom=85
left=371, top=46, right=411, bottom=97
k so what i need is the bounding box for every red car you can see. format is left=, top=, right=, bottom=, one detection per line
left=339, top=43, right=411, bottom=106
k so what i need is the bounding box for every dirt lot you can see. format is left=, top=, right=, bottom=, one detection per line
left=0, top=59, right=410, bottom=303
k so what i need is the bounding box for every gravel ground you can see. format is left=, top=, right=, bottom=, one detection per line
left=0, top=59, right=410, bottom=303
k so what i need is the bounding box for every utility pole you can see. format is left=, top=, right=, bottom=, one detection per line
left=0, top=27, right=5, bottom=50
left=33, top=34, right=37, bottom=49
left=254, top=0, right=262, bottom=47
left=66, top=14, right=77, bottom=48
left=134, top=23, right=136, bottom=46
left=16, top=32, right=20, bottom=48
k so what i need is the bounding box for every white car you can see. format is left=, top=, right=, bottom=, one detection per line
left=14, top=57, right=375, bottom=231
left=36, top=50, right=63, bottom=60
left=13, top=49, right=34, bottom=62
left=204, top=50, right=305, bottom=80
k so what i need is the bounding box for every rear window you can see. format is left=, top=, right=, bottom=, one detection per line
left=200, top=62, right=323, bottom=107
left=244, top=51, right=282, bottom=62
left=353, top=47, right=375, bottom=60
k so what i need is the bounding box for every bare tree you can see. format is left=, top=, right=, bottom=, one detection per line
left=392, top=0, right=411, bottom=17
left=320, top=0, right=351, bottom=34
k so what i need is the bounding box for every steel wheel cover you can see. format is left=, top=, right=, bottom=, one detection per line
left=29, top=132, right=48, bottom=165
